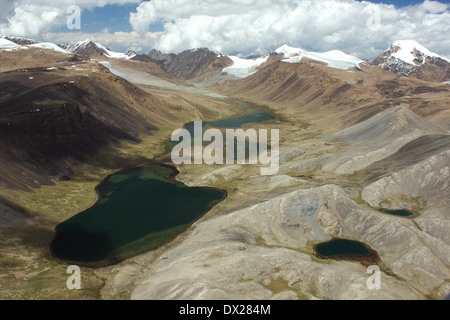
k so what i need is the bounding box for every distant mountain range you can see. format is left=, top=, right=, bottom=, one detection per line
left=2, top=35, right=449, bottom=83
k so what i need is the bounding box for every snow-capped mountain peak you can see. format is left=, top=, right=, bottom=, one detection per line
left=275, top=44, right=306, bottom=57
left=64, top=39, right=93, bottom=52
left=390, top=40, right=450, bottom=65
left=63, top=39, right=136, bottom=60
left=373, top=40, right=450, bottom=82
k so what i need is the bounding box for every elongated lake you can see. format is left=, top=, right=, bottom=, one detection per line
left=185, top=109, right=276, bottom=132
left=165, top=109, right=276, bottom=156
left=379, top=208, right=416, bottom=217
left=50, top=164, right=226, bottom=267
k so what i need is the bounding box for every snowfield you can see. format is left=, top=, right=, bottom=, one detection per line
left=223, top=55, right=269, bottom=78
left=28, top=42, right=70, bottom=54
left=0, top=38, right=22, bottom=51
left=96, top=42, right=136, bottom=60
left=0, top=38, right=69, bottom=54
left=222, top=44, right=363, bottom=78
left=275, top=44, right=363, bottom=70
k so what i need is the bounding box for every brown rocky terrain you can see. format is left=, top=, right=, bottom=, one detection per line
left=0, top=47, right=202, bottom=192
left=0, top=47, right=83, bottom=72
left=215, top=60, right=450, bottom=130
left=144, top=48, right=233, bottom=80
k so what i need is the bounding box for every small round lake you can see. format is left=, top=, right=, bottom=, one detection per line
left=314, top=239, right=371, bottom=258
left=50, top=164, right=226, bottom=267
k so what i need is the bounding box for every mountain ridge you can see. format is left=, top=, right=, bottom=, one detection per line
left=60, top=39, right=136, bottom=60
left=3, top=35, right=450, bottom=83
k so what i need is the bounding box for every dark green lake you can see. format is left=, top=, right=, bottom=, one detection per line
left=50, top=164, right=226, bottom=267
left=315, top=239, right=371, bottom=257
left=379, top=209, right=415, bottom=217
left=185, top=110, right=276, bottom=133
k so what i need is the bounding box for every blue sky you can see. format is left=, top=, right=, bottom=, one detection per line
left=358, top=0, right=449, bottom=6
left=52, top=2, right=164, bottom=34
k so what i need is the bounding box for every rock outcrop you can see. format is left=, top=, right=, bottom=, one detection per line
left=145, top=48, right=233, bottom=80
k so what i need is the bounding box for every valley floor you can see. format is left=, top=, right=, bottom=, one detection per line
left=0, top=59, right=448, bottom=300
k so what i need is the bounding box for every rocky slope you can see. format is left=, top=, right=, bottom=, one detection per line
left=0, top=200, right=33, bottom=229
left=0, top=55, right=185, bottom=191
left=132, top=183, right=448, bottom=300
left=282, top=105, right=447, bottom=175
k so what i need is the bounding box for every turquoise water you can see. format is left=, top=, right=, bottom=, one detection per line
left=315, top=239, right=371, bottom=257
left=50, top=164, right=226, bottom=267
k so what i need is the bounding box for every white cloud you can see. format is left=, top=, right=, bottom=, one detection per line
left=0, top=0, right=140, bottom=37
left=130, top=0, right=450, bottom=59
left=1, top=0, right=449, bottom=59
